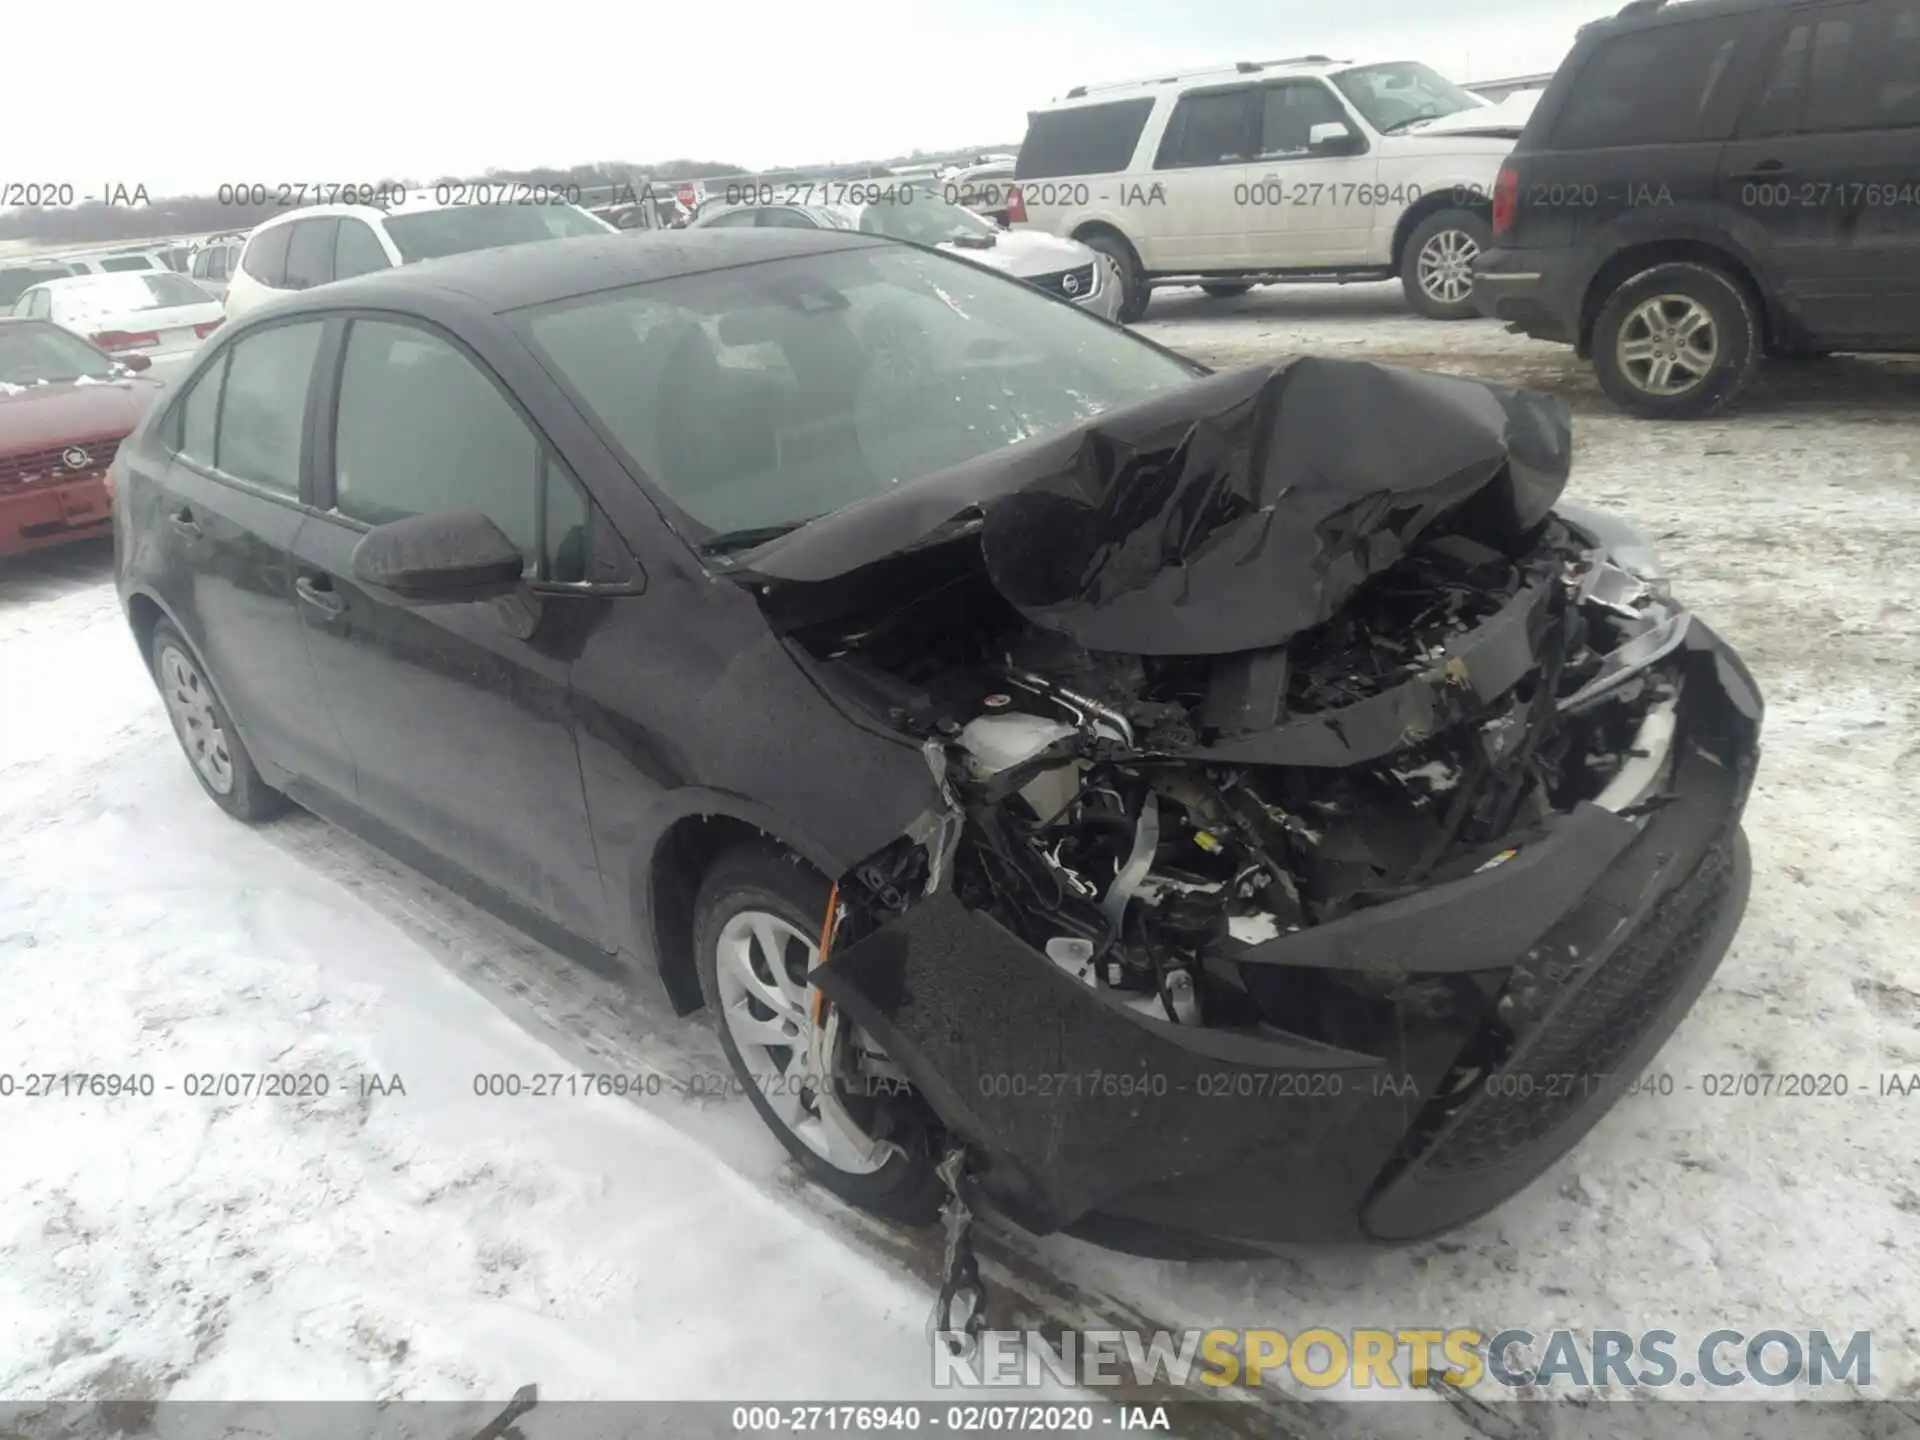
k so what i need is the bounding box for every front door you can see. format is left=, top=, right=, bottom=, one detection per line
left=288, top=315, right=608, bottom=944
left=1720, top=0, right=1920, bottom=344
left=1244, top=79, right=1381, bottom=268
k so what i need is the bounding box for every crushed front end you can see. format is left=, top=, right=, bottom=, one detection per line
left=737, top=356, right=1762, bottom=1251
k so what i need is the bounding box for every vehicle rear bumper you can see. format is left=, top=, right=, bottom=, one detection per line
left=0, top=478, right=113, bottom=556
left=1473, top=248, right=1578, bottom=343
left=813, top=620, right=1762, bottom=1253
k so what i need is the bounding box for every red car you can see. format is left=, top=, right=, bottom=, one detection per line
left=0, top=317, right=162, bottom=557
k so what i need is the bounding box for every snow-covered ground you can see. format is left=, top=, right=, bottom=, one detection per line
left=2, top=289, right=1916, bottom=1434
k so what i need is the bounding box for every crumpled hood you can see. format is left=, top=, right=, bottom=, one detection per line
left=736, top=355, right=1572, bottom=656
left=947, top=227, right=1097, bottom=280
left=0, top=377, right=161, bottom=451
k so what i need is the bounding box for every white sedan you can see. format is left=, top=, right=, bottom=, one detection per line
left=8, top=272, right=225, bottom=385
left=690, top=186, right=1125, bottom=322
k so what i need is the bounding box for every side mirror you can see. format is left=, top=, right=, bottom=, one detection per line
left=350, top=510, right=526, bottom=603
left=1308, top=121, right=1364, bottom=155
left=117, top=353, right=153, bottom=373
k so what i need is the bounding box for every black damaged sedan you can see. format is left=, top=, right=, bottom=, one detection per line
left=113, top=228, right=1761, bottom=1255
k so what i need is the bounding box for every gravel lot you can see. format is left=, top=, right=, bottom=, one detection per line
left=2, top=287, right=1915, bottom=1433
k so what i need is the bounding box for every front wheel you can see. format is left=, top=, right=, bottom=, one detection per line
left=1591, top=262, right=1760, bottom=419
left=693, top=844, right=940, bottom=1223
left=1401, top=209, right=1491, bottom=320
left=1078, top=230, right=1150, bottom=322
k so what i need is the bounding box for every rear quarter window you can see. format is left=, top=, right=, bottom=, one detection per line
left=240, top=224, right=294, bottom=286
left=1016, top=98, right=1156, bottom=178
left=1550, top=15, right=1749, bottom=147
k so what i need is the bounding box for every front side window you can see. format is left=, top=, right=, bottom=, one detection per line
left=214, top=321, right=324, bottom=494
left=380, top=204, right=610, bottom=263
left=1331, top=62, right=1481, bottom=133
left=1259, top=81, right=1353, bottom=156
left=331, top=319, right=584, bottom=580
left=518, top=244, right=1198, bottom=546
left=1552, top=17, right=1747, bottom=147
left=1155, top=88, right=1259, bottom=169
left=1792, top=0, right=1920, bottom=131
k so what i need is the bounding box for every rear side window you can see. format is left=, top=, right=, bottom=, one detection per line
left=1551, top=16, right=1747, bottom=147
left=241, top=225, right=294, bottom=286
left=284, top=219, right=338, bottom=290
left=177, top=351, right=227, bottom=465
left=1750, top=0, right=1920, bottom=133
left=214, top=322, right=324, bottom=494
left=333, top=220, right=391, bottom=280
left=1016, top=98, right=1155, bottom=178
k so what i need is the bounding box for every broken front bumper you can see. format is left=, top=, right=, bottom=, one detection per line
left=812, top=616, right=1762, bottom=1253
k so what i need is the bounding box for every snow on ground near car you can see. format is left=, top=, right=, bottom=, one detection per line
left=0, top=289, right=1915, bottom=1431
left=0, top=586, right=1092, bottom=1413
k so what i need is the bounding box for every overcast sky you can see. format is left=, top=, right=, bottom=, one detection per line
left=15, top=0, right=1615, bottom=196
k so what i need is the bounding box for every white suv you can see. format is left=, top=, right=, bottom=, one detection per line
left=1009, top=57, right=1527, bottom=321
left=225, top=192, right=616, bottom=319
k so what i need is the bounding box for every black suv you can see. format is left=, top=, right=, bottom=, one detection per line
left=1474, top=0, right=1920, bottom=418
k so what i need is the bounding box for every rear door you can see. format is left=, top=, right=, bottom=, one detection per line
left=1720, top=0, right=1920, bottom=343
left=143, top=318, right=355, bottom=796
left=286, top=314, right=608, bottom=943
left=1148, top=85, right=1261, bottom=268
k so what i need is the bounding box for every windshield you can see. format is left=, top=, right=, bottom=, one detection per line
left=1332, top=62, right=1484, bottom=132
left=382, top=204, right=612, bottom=263
left=519, top=245, right=1197, bottom=544
left=0, top=321, right=120, bottom=385
left=856, top=188, right=1001, bottom=247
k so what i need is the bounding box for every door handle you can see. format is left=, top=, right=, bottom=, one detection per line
left=1730, top=160, right=1792, bottom=180
left=169, top=508, right=201, bottom=538
left=294, top=575, right=346, bottom=619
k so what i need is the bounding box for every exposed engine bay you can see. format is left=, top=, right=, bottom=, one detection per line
left=721, top=355, right=1760, bottom=1250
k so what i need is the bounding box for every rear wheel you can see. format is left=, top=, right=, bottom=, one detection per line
left=694, top=844, right=940, bottom=1223
left=1200, top=282, right=1253, bottom=298
left=1591, top=262, right=1760, bottom=419
left=1401, top=209, right=1491, bottom=319
left=149, top=619, right=286, bottom=823
left=1078, top=230, right=1150, bottom=322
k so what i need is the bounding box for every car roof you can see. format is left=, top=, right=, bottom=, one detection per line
left=22, top=272, right=168, bottom=291
left=1045, top=54, right=1386, bottom=106
left=1578, top=0, right=1805, bottom=35
left=250, top=227, right=891, bottom=317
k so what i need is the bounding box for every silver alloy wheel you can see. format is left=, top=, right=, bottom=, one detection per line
left=157, top=643, right=235, bottom=794
left=713, top=908, right=891, bottom=1175
left=1616, top=295, right=1719, bottom=396
left=1417, top=228, right=1480, bottom=305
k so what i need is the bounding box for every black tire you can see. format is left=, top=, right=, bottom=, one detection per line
left=1200, top=282, right=1253, bottom=298
left=1591, top=261, right=1760, bottom=420
left=148, top=619, right=287, bottom=823
left=693, top=843, right=940, bottom=1223
left=1400, top=208, right=1492, bottom=320
left=1079, top=229, right=1150, bottom=322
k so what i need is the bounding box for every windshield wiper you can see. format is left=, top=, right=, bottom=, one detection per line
left=699, top=519, right=816, bottom=555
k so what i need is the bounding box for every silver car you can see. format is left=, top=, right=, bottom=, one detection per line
left=689, top=186, right=1124, bottom=322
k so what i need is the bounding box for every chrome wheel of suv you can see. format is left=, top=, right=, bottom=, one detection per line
left=158, top=642, right=234, bottom=794
left=1615, top=295, right=1719, bottom=396
left=1417, top=227, right=1479, bottom=307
